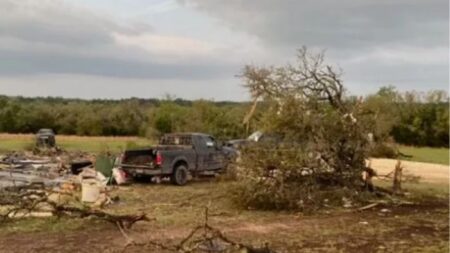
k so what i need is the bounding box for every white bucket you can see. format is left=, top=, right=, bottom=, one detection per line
left=81, top=179, right=100, bottom=203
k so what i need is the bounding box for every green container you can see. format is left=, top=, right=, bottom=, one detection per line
left=95, top=155, right=115, bottom=178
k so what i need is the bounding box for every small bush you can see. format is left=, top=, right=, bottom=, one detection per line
left=369, top=142, right=398, bottom=158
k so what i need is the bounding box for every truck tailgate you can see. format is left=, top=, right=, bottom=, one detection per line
left=121, top=148, right=155, bottom=166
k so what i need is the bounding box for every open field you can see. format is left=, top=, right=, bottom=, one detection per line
left=0, top=133, right=448, bottom=252
left=399, top=145, right=449, bottom=165
left=0, top=133, right=449, bottom=165
left=371, top=158, right=449, bottom=184
left=0, top=134, right=152, bottom=153
left=0, top=178, right=448, bottom=252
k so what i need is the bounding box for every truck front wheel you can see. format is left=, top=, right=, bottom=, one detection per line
left=171, top=164, right=188, bottom=186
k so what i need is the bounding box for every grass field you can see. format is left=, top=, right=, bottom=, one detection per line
left=399, top=145, right=449, bottom=165
left=0, top=133, right=448, bottom=165
left=0, top=133, right=153, bottom=153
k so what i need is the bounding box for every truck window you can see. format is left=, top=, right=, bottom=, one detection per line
left=202, top=136, right=216, bottom=149
left=160, top=135, right=192, bottom=145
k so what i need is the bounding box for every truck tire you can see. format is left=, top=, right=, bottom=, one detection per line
left=171, top=164, right=188, bottom=186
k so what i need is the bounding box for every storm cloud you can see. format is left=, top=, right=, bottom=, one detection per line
left=0, top=0, right=235, bottom=80
left=180, top=0, right=448, bottom=50
left=180, top=0, right=449, bottom=93
left=0, top=0, right=447, bottom=100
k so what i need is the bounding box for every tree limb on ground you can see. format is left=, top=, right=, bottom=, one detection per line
left=121, top=207, right=276, bottom=253
left=0, top=187, right=151, bottom=229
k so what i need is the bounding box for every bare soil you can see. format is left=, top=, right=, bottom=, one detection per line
left=370, top=158, right=449, bottom=184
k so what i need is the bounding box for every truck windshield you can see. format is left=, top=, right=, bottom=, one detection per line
left=160, top=135, right=192, bottom=145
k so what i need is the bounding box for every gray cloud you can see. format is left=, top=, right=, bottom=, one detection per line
left=0, top=0, right=235, bottom=80
left=0, top=0, right=116, bottom=47
left=0, top=49, right=235, bottom=79
left=0, top=0, right=447, bottom=100
left=181, top=0, right=448, bottom=50
left=180, top=0, right=449, bottom=92
left=0, top=74, right=248, bottom=101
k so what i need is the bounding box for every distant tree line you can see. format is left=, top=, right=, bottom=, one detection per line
left=0, top=88, right=447, bottom=147
left=0, top=96, right=250, bottom=140
left=361, top=87, right=448, bottom=147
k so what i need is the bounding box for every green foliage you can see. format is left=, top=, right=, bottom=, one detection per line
left=148, top=99, right=248, bottom=140
left=234, top=48, right=373, bottom=211
left=398, top=146, right=449, bottom=165
left=369, top=142, right=398, bottom=158
left=0, top=96, right=248, bottom=140
left=0, top=86, right=447, bottom=149
left=362, top=87, right=449, bottom=147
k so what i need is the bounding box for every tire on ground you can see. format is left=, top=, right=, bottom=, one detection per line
left=171, top=164, right=188, bottom=185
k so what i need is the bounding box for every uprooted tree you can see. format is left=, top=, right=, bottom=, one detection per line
left=234, top=47, right=378, bottom=211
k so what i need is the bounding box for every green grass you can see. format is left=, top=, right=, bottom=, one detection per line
left=398, top=145, right=449, bottom=165
left=0, top=134, right=448, bottom=164
left=0, top=134, right=153, bottom=154
left=0, top=139, right=32, bottom=152
left=56, top=138, right=153, bottom=153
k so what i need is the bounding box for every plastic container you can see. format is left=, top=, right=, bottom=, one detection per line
left=81, top=179, right=100, bottom=203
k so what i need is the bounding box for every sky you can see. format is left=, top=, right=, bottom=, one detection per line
left=0, top=0, right=448, bottom=101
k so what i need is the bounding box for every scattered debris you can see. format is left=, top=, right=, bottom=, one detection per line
left=0, top=150, right=117, bottom=214
left=342, top=197, right=352, bottom=208
left=357, top=203, right=379, bottom=211
left=70, top=160, right=93, bottom=175
left=0, top=184, right=149, bottom=229
left=122, top=208, right=276, bottom=253
left=112, top=168, right=127, bottom=185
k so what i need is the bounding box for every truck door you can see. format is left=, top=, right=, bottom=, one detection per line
left=201, top=135, right=222, bottom=170
left=193, top=135, right=209, bottom=171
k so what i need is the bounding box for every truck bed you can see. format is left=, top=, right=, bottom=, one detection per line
left=121, top=145, right=193, bottom=168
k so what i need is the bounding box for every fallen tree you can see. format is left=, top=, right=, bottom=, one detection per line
left=234, top=47, right=380, bottom=211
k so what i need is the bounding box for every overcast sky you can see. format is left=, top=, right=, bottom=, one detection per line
left=0, top=0, right=448, bottom=101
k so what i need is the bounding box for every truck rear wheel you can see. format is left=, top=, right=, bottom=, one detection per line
left=171, top=164, right=188, bottom=186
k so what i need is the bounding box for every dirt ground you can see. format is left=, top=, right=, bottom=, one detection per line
left=0, top=174, right=448, bottom=253
left=370, top=158, right=449, bottom=184
left=0, top=200, right=447, bottom=252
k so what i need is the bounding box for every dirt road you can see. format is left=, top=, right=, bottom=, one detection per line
left=370, top=158, right=449, bottom=184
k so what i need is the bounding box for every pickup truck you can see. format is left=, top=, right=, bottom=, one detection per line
left=119, top=133, right=236, bottom=185
left=225, top=131, right=281, bottom=149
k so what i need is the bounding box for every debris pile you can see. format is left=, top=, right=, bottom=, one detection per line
left=0, top=183, right=148, bottom=227
left=0, top=150, right=120, bottom=219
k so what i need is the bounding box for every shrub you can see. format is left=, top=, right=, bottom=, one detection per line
left=369, top=142, right=398, bottom=158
